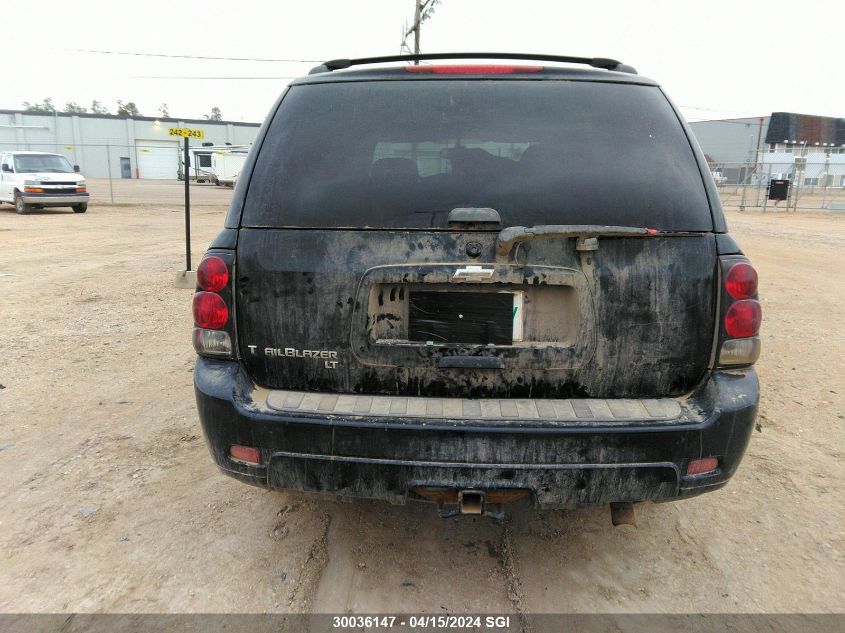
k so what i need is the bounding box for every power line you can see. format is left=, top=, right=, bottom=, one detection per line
left=134, top=76, right=297, bottom=80
left=74, top=49, right=320, bottom=63
left=685, top=118, right=768, bottom=125
left=680, top=105, right=763, bottom=116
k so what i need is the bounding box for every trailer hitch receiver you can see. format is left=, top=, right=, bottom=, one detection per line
left=459, top=489, right=485, bottom=515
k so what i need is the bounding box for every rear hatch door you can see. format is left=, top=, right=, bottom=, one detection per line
left=236, top=76, right=716, bottom=399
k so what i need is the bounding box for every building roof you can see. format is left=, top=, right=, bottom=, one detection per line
left=0, top=150, right=63, bottom=156
left=0, top=109, right=260, bottom=127
left=765, top=112, right=845, bottom=145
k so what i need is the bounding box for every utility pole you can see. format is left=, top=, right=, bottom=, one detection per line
left=413, top=0, right=422, bottom=55
left=402, top=0, right=440, bottom=59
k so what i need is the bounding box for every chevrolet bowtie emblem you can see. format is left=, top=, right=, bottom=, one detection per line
left=453, top=265, right=494, bottom=281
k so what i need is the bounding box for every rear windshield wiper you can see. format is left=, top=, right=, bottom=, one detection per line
left=496, top=224, right=661, bottom=256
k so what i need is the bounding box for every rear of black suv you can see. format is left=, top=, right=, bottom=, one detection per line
left=193, top=56, right=761, bottom=515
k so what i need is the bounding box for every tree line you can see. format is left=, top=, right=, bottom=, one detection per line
left=21, top=99, right=224, bottom=121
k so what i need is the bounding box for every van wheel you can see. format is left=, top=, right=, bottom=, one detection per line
left=72, top=203, right=88, bottom=213
left=14, top=194, right=30, bottom=215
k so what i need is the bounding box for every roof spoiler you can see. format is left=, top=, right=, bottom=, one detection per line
left=309, top=52, right=637, bottom=75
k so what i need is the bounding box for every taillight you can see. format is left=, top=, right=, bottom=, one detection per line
left=724, top=300, right=762, bottom=338
left=724, top=262, right=757, bottom=299
left=192, top=292, right=228, bottom=329
left=197, top=255, right=229, bottom=292
left=405, top=64, right=543, bottom=74
left=192, top=328, right=232, bottom=356
left=193, top=252, right=235, bottom=358
left=719, top=337, right=760, bottom=366
left=718, top=258, right=761, bottom=367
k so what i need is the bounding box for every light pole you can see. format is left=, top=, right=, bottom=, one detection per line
left=792, top=140, right=807, bottom=212
left=739, top=133, right=754, bottom=212
left=821, top=146, right=831, bottom=209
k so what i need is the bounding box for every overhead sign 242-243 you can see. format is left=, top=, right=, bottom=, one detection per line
left=168, top=127, right=205, bottom=140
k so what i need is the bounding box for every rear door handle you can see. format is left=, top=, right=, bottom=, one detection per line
left=453, top=265, right=494, bottom=281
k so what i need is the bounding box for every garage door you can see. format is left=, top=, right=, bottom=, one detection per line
left=136, top=142, right=179, bottom=180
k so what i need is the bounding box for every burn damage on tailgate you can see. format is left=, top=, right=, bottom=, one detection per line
left=236, top=229, right=715, bottom=399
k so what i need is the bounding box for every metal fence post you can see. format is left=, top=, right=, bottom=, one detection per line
left=105, top=143, right=115, bottom=205
left=763, top=165, right=771, bottom=212
left=183, top=136, right=192, bottom=272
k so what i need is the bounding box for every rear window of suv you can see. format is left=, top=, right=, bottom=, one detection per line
left=243, top=79, right=712, bottom=231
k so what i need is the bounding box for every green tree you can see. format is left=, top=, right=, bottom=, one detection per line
left=22, top=98, right=56, bottom=113
left=91, top=100, right=110, bottom=115
left=204, top=106, right=222, bottom=121
left=158, top=103, right=170, bottom=118
left=64, top=102, right=87, bottom=114
left=116, top=100, right=141, bottom=117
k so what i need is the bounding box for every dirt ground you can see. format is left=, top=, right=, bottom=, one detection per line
left=0, top=184, right=842, bottom=615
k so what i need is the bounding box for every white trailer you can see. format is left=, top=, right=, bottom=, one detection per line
left=179, top=145, right=249, bottom=183
left=211, top=149, right=249, bottom=186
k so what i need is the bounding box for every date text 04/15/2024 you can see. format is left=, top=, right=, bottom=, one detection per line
left=331, top=615, right=512, bottom=629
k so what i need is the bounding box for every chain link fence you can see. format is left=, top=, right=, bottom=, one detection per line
left=712, top=162, right=845, bottom=212
left=1, top=142, right=235, bottom=208
left=5, top=143, right=845, bottom=212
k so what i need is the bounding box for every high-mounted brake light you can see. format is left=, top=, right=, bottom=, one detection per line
left=725, top=262, right=758, bottom=299
left=192, top=292, right=229, bottom=330
left=197, top=255, right=229, bottom=292
left=405, top=64, right=543, bottom=74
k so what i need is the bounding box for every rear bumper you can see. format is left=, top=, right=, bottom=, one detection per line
left=20, top=193, right=88, bottom=205
left=194, top=358, right=758, bottom=510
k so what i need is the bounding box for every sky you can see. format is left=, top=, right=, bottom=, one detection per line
left=4, top=0, right=842, bottom=124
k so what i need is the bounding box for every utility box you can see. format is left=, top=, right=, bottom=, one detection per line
left=768, top=179, right=790, bottom=201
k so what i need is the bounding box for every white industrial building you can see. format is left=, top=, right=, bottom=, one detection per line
left=690, top=112, right=845, bottom=186
left=0, top=110, right=260, bottom=179
left=759, top=146, right=845, bottom=187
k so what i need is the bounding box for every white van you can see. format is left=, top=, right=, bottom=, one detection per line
left=0, top=151, right=89, bottom=214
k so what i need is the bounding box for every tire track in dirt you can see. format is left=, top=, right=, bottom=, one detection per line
left=497, top=516, right=530, bottom=632
left=287, top=507, right=332, bottom=612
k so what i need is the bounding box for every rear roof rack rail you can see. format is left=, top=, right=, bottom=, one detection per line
left=309, top=52, right=637, bottom=75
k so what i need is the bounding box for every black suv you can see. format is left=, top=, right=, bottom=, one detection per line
left=192, top=53, right=761, bottom=519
